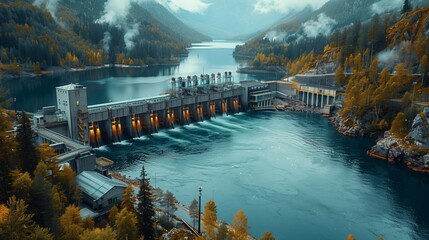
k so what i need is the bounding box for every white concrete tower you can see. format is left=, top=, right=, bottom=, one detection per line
left=56, top=84, right=89, bottom=144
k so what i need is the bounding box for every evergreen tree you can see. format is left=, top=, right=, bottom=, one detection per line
left=29, top=162, right=57, bottom=234
left=16, top=112, right=39, bottom=175
left=189, top=199, right=199, bottom=228
left=0, top=85, right=16, bottom=203
left=136, top=166, right=156, bottom=240
left=161, top=191, right=177, bottom=221
left=203, top=200, right=218, bottom=240
left=402, top=0, right=412, bottom=14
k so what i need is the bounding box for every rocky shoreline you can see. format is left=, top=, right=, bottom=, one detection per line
left=329, top=109, right=429, bottom=174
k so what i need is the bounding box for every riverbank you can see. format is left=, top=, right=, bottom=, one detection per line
left=110, top=171, right=257, bottom=239
left=328, top=110, right=429, bottom=175
left=0, top=62, right=182, bottom=80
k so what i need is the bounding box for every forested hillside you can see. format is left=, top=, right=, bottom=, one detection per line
left=234, top=0, right=429, bottom=68
left=0, top=0, right=203, bottom=75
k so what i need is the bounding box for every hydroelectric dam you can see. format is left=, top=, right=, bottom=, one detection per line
left=33, top=72, right=279, bottom=150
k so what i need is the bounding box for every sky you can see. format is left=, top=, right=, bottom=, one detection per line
left=155, top=0, right=329, bottom=14
left=158, top=0, right=330, bottom=39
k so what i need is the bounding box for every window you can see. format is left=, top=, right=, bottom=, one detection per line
left=76, top=100, right=80, bottom=106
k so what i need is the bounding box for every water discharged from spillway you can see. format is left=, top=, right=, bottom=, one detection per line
left=96, top=111, right=429, bottom=240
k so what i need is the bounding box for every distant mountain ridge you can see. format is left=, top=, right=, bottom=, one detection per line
left=0, top=0, right=209, bottom=74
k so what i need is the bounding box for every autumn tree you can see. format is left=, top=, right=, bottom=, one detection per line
left=136, top=166, right=156, bottom=240
left=0, top=196, right=52, bottom=240
left=203, top=199, right=218, bottom=240
left=189, top=199, right=199, bottom=228
left=115, top=208, right=138, bottom=240
left=390, top=112, right=408, bottom=138
left=16, top=112, right=39, bottom=175
left=121, top=185, right=136, bottom=213
left=217, top=224, right=229, bottom=240
left=10, top=170, right=32, bottom=203
left=260, top=232, right=276, bottom=240
left=80, top=227, right=117, bottom=240
left=335, top=65, right=347, bottom=87
left=60, top=205, right=84, bottom=240
left=232, top=209, right=250, bottom=240
left=347, top=234, right=356, bottom=240
left=108, top=205, right=119, bottom=227
left=56, top=165, right=80, bottom=204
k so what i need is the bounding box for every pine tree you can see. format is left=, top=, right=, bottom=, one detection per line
left=189, top=199, right=199, bottom=228
left=16, top=112, right=39, bottom=175
left=161, top=191, right=177, bottom=221
left=0, top=84, right=16, bottom=203
left=402, top=0, right=412, bottom=14
left=203, top=199, right=218, bottom=240
left=136, top=166, right=156, bottom=240
left=30, top=162, right=57, bottom=234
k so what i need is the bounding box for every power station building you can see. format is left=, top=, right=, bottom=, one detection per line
left=56, top=84, right=89, bottom=144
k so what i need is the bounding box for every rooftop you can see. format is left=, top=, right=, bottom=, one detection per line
left=56, top=83, right=85, bottom=91
left=76, top=171, right=127, bottom=201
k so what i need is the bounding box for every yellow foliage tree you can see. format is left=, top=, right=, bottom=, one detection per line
left=60, top=205, right=84, bottom=240
left=260, top=231, right=276, bottom=240
left=232, top=209, right=250, bottom=240
left=203, top=200, right=218, bottom=240
left=390, top=112, right=408, bottom=138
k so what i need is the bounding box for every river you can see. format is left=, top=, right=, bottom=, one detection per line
left=4, top=41, right=429, bottom=239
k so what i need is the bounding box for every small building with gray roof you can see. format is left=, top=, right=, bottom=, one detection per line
left=76, top=171, right=127, bottom=210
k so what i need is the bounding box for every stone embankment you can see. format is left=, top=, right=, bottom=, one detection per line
left=367, top=107, right=429, bottom=173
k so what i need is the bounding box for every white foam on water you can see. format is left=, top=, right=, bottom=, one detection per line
left=153, top=132, right=192, bottom=144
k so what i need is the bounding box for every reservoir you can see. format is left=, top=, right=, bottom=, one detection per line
left=4, top=41, right=429, bottom=239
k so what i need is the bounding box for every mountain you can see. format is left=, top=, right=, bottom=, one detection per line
left=0, top=0, right=209, bottom=74
left=234, top=0, right=429, bottom=61
left=141, top=2, right=210, bottom=43
left=171, top=0, right=285, bottom=40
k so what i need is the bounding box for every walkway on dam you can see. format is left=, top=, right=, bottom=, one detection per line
left=33, top=127, right=91, bottom=164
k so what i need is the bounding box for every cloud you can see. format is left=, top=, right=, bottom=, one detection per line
left=33, top=0, right=64, bottom=26
left=155, top=0, right=211, bottom=13
left=96, top=0, right=132, bottom=26
left=124, top=23, right=140, bottom=51
left=263, top=30, right=287, bottom=42
left=97, top=0, right=141, bottom=51
left=302, top=13, right=336, bottom=38
left=253, top=0, right=328, bottom=14
left=371, top=0, right=403, bottom=14
left=103, top=31, right=112, bottom=53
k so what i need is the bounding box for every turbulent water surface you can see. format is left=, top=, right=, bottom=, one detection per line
left=5, top=41, right=429, bottom=239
